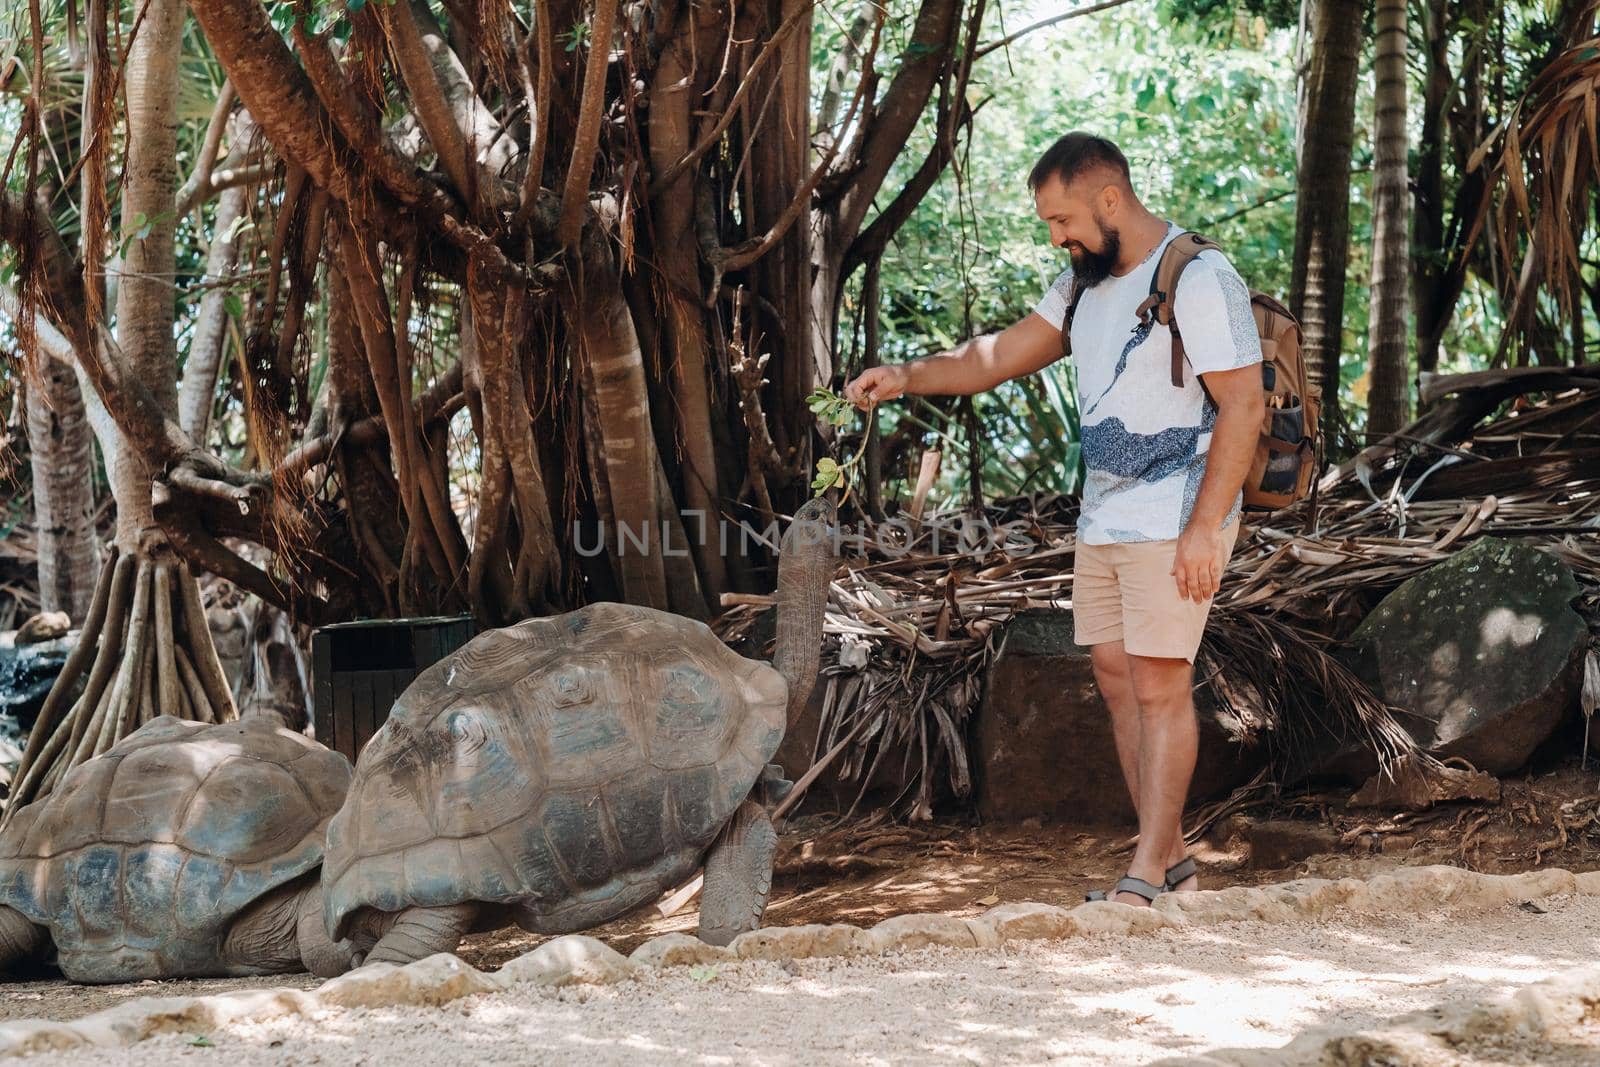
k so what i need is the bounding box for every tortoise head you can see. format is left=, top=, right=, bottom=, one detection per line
left=771, top=497, right=839, bottom=730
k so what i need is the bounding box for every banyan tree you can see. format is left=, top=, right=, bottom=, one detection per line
left=0, top=0, right=1011, bottom=801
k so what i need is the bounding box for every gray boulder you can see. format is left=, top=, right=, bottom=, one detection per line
left=1343, top=539, right=1587, bottom=776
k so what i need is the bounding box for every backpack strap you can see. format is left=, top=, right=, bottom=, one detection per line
left=1058, top=273, right=1086, bottom=359
left=1134, top=232, right=1223, bottom=387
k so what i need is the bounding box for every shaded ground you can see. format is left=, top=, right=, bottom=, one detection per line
left=18, top=892, right=1600, bottom=1066
left=5, top=765, right=1599, bottom=1025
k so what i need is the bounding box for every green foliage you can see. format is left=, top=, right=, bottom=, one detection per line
left=561, top=21, right=593, bottom=53
left=808, top=388, right=876, bottom=502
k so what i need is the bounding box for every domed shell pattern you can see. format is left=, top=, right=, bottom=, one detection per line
left=323, top=602, right=788, bottom=939
left=0, top=715, right=351, bottom=983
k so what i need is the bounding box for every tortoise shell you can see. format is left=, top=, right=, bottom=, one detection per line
left=0, top=715, right=351, bottom=982
left=322, top=601, right=788, bottom=939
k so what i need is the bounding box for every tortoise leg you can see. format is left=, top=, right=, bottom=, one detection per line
left=296, top=883, right=357, bottom=978
left=698, top=800, right=777, bottom=947
left=0, top=905, right=48, bottom=978
left=363, top=903, right=478, bottom=967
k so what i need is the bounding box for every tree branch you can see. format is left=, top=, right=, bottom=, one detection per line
left=512, top=0, right=554, bottom=233
left=719, top=12, right=883, bottom=272
left=833, top=0, right=962, bottom=246
left=843, top=97, right=981, bottom=278
left=974, top=0, right=1141, bottom=59
left=174, top=79, right=236, bottom=216
left=187, top=0, right=369, bottom=207
left=651, top=0, right=817, bottom=191
left=383, top=0, right=513, bottom=217
left=557, top=0, right=621, bottom=246
left=152, top=482, right=334, bottom=623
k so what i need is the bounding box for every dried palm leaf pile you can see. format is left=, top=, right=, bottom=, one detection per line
left=714, top=366, right=1600, bottom=819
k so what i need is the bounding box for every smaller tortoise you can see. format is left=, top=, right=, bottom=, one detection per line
left=323, top=498, right=837, bottom=963
left=0, top=714, right=356, bottom=984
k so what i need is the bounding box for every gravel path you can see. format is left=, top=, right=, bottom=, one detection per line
left=15, top=893, right=1600, bottom=1066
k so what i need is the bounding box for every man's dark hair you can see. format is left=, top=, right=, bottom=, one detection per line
left=1027, top=133, right=1132, bottom=192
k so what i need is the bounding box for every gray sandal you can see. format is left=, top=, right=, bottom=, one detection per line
left=1085, top=858, right=1197, bottom=903
left=1164, top=856, right=1197, bottom=891
left=1085, top=874, right=1165, bottom=904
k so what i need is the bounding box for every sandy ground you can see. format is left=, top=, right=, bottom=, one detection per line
left=11, top=890, right=1600, bottom=1066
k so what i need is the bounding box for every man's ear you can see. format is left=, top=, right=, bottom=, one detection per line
left=1098, top=182, right=1122, bottom=218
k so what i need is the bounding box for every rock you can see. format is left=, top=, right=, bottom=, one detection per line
left=972, top=902, right=1079, bottom=942
left=1343, top=540, right=1587, bottom=776
left=1246, top=819, right=1342, bottom=869
left=866, top=913, right=979, bottom=952
left=14, top=612, right=70, bottom=645
left=0, top=733, right=21, bottom=792
left=976, top=609, right=1264, bottom=825
left=630, top=933, right=734, bottom=969
left=207, top=607, right=249, bottom=697
left=1348, top=756, right=1500, bottom=810
left=319, top=955, right=501, bottom=1009
left=496, top=935, right=638, bottom=987
left=0, top=631, right=76, bottom=736
left=731, top=922, right=876, bottom=961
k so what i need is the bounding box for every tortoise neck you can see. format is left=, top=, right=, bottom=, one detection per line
left=771, top=513, right=834, bottom=730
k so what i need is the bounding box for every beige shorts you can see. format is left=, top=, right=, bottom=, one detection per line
left=1071, top=520, right=1241, bottom=662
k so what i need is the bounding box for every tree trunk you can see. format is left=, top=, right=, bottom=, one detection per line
left=647, top=21, right=726, bottom=607
left=572, top=273, right=673, bottom=611
left=1366, top=0, right=1411, bottom=435
left=25, top=354, right=100, bottom=620
left=5, top=0, right=237, bottom=822
left=1412, top=0, right=1452, bottom=385
left=1289, top=0, right=1362, bottom=439
left=113, top=0, right=184, bottom=544
left=178, top=180, right=249, bottom=440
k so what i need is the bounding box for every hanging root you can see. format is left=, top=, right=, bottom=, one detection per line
left=1, top=553, right=240, bottom=825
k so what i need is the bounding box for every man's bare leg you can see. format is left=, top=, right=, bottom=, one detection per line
left=1089, top=643, right=1197, bottom=900
left=1090, top=642, right=1146, bottom=812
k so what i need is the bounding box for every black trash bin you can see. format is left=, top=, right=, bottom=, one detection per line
left=310, top=615, right=477, bottom=762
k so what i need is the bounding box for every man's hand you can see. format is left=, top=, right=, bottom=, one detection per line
left=1171, top=521, right=1224, bottom=603
left=844, top=365, right=912, bottom=409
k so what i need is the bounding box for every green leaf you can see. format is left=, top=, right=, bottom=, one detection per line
left=223, top=294, right=245, bottom=320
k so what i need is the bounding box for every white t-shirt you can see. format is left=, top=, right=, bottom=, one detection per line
left=1033, top=223, right=1263, bottom=545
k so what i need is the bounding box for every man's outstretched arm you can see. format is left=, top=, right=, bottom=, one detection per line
left=843, top=312, right=1064, bottom=406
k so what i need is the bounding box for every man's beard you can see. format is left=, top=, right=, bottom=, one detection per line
left=1067, top=223, right=1121, bottom=288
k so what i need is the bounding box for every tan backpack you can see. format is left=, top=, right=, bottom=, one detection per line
left=1060, top=232, right=1321, bottom=512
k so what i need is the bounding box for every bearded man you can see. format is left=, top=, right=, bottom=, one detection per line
left=843, top=132, right=1264, bottom=906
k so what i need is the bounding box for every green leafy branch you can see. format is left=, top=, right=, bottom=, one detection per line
left=807, top=387, right=876, bottom=507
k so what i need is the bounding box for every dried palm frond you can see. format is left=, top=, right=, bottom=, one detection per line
left=1200, top=610, right=1417, bottom=782
left=1465, top=3, right=1600, bottom=359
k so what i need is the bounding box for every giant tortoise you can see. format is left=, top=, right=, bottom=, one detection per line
left=322, top=498, right=838, bottom=964
left=0, top=714, right=355, bottom=984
